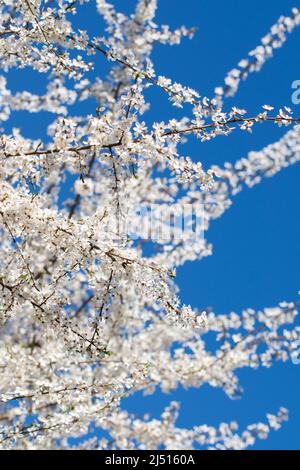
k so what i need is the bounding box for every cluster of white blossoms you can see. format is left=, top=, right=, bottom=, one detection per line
left=215, top=7, right=300, bottom=100
left=0, top=0, right=300, bottom=450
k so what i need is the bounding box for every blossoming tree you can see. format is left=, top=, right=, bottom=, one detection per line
left=0, top=0, right=300, bottom=450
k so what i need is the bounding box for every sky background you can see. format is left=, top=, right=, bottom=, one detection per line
left=5, top=0, right=300, bottom=450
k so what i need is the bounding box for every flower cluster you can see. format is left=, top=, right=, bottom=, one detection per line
left=215, top=8, right=300, bottom=99
left=0, top=0, right=299, bottom=450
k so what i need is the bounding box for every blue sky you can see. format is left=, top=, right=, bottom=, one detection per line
left=6, top=0, right=300, bottom=449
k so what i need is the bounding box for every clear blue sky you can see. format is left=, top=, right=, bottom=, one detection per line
left=6, top=0, right=300, bottom=450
